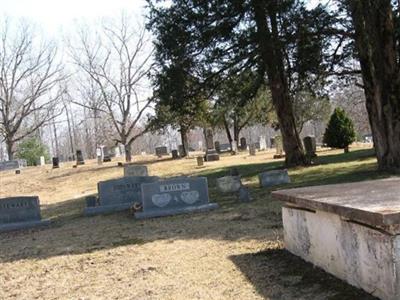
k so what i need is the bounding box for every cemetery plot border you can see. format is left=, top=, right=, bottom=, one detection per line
left=0, top=196, right=50, bottom=233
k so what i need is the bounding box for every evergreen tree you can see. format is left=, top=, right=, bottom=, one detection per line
left=323, top=108, right=356, bottom=152
left=16, top=137, right=50, bottom=166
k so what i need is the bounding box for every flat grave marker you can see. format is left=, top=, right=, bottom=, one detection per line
left=124, top=164, right=148, bottom=177
left=258, top=169, right=290, bottom=187
left=135, top=177, right=218, bottom=219
left=216, top=176, right=242, bottom=193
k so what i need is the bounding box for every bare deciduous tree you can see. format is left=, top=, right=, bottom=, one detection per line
left=70, top=15, right=154, bottom=162
left=0, top=19, right=64, bottom=160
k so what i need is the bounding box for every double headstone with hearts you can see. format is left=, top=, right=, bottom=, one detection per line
left=135, top=177, right=218, bottom=219
left=0, top=196, right=50, bottom=232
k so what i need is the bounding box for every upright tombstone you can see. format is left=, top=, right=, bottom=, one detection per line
left=40, top=156, right=45, bottom=166
left=0, top=196, right=50, bottom=232
left=124, top=164, right=148, bottom=177
left=155, top=146, right=168, bottom=157
left=273, top=135, right=284, bottom=159
left=303, top=136, right=317, bottom=158
left=204, top=129, right=220, bottom=161
left=270, top=137, right=275, bottom=149
left=259, top=169, right=290, bottom=187
left=259, top=136, right=267, bottom=150
left=249, top=144, right=256, bottom=156
left=96, top=148, right=103, bottom=165
left=84, top=176, right=159, bottom=216
left=216, top=176, right=242, bottom=193
left=52, top=157, right=60, bottom=169
left=196, top=156, right=204, bottom=167
left=171, top=150, right=179, bottom=159
left=76, top=150, right=85, bottom=165
left=0, top=160, right=25, bottom=172
left=135, top=177, right=219, bottom=219
left=103, top=147, right=112, bottom=162
left=240, top=137, right=247, bottom=150
left=214, top=141, right=221, bottom=153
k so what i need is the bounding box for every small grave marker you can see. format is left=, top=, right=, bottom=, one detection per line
left=52, top=157, right=60, bottom=169
left=124, top=164, right=148, bottom=177
left=258, top=169, right=290, bottom=187
left=76, top=150, right=85, bottom=165
left=216, top=176, right=242, bottom=193
left=155, top=146, right=168, bottom=157
left=135, top=177, right=218, bottom=219
left=171, top=150, right=179, bottom=159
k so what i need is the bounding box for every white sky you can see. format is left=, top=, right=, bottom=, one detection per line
left=0, top=0, right=148, bottom=36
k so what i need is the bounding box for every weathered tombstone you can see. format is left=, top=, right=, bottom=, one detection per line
left=52, top=157, right=59, bottom=169
left=204, top=129, right=220, bottom=161
left=103, top=147, right=112, bottom=162
left=196, top=156, right=204, bottom=167
left=124, top=164, right=148, bottom=177
left=135, top=177, right=219, bottom=219
left=76, top=150, right=85, bottom=165
left=272, top=178, right=400, bottom=300
left=270, top=137, right=275, bottom=148
left=84, top=176, right=159, bottom=216
left=40, top=156, right=45, bottom=166
left=15, top=170, right=20, bottom=175
left=303, top=136, right=317, bottom=158
left=258, top=169, right=290, bottom=187
left=0, top=160, right=25, bottom=172
left=273, top=135, right=284, bottom=159
left=259, top=136, right=267, bottom=150
left=155, top=146, right=168, bottom=157
left=216, top=176, right=242, bottom=193
left=249, top=144, right=256, bottom=156
left=172, top=149, right=179, bottom=159
left=240, top=137, right=247, bottom=150
left=0, top=196, right=50, bottom=232
left=214, top=141, right=221, bottom=153
left=219, top=143, right=231, bottom=152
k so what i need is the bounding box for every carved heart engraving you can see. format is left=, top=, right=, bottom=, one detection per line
left=181, top=190, right=199, bottom=205
left=152, top=193, right=171, bottom=207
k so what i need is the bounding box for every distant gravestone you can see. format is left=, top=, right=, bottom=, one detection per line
left=178, top=145, right=185, bottom=157
left=197, top=156, right=204, bottom=167
left=249, top=144, right=256, bottom=156
left=103, top=147, right=112, bottom=162
left=240, top=137, right=247, bottom=150
left=205, top=129, right=219, bottom=161
left=258, top=170, right=290, bottom=187
left=84, top=176, right=159, bottom=216
left=135, top=177, right=218, bottom=219
left=259, top=136, right=267, bottom=150
left=0, top=160, right=25, bottom=172
left=303, top=136, right=317, bottom=158
left=216, top=176, right=242, bottom=193
left=270, top=137, right=275, bottom=148
left=124, top=164, right=148, bottom=177
left=219, top=143, right=231, bottom=152
left=155, top=146, right=168, bottom=157
left=52, top=157, right=59, bottom=169
left=76, top=150, right=85, bottom=165
left=273, top=135, right=284, bottom=159
left=40, top=156, right=45, bottom=166
left=214, top=141, right=221, bottom=153
left=172, top=150, right=179, bottom=159
left=0, top=196, right=50, bottom=232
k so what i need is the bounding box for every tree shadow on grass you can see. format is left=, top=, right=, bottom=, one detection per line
left=230, top=248, right=378, bottom=300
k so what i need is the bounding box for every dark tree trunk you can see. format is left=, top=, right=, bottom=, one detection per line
left=223, top=116, right=233, bottom=149
left=125, top=143, right=132, bottom=162
left=252, top=0, right=306, bottom=167
left=348, top=0, right=400, bottom=171
left=233, top=117, right=240, bottom=150
left=6, top=138, right=14, bottom=161
left=180, top=126, right=189, bottom=157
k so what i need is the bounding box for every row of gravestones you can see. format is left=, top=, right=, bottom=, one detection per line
left=0, top=163, right=291, bottom=233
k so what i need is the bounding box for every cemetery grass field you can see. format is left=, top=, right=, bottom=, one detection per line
left=0, top=146, right=391, bottom=299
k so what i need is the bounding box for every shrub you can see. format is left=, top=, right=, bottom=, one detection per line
left=323, top=108, right=356, bottom=152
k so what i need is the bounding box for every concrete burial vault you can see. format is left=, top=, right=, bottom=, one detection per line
left=272, top=177, right=400, bottom=300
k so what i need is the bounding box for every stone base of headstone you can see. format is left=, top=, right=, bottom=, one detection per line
left=258, top=170, right=290, bottom=187
left=216, top=176, right=242, bottom=193
left=273, top=154, right=285, bottom=159
left=135, top=203, right=219, bottom=219
left=76, top=161, right=85, bottom=165
left=205, top=149, right=220, bottom=161
left=103, top=156, right=112, bottom=162
left=84, top=202, right=134, bottom=216
left=0, top=219, right=51, bottom=233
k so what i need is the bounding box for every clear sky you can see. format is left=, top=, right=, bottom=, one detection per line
left=0, top=0, right=148, bottom=36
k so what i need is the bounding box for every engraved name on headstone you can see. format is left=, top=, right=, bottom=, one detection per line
left=136, top=177, right=218, bottom=219
left=0, top=196, right=50, bottom=232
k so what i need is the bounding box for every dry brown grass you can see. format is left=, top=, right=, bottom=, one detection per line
left=0, top=148, right=377, bottom=299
